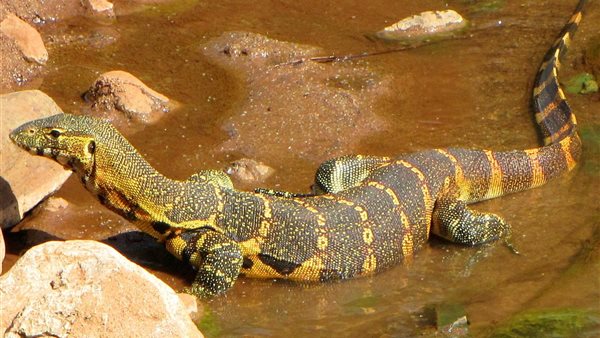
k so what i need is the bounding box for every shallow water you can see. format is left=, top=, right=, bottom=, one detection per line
left=4, top=0, right=600, bottom=336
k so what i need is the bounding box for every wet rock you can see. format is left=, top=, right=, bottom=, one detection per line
left=376, top=10, right=467, bottom=40
left=0, top=90, right=72, bottom=229
left=0, top=13, right=48, bottom=65
left=44, top=196, right=70, bottom=212
left=84, top=70, right=171, bottom=124
left=84, top=0, right=114, bottom=14
left=226, top=158, right=275, bottom=184
left=0, top=240, right=203, bottom=338
left=202, top=31, right=389, bottom=163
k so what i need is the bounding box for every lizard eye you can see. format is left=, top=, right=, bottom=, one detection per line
left=49, top=129, right=62, bottom=138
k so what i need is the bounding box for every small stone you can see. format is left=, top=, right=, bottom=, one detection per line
left=85, top=70, right=171, bottom=124
left=226, top=158, right=275, bottom=183
left=45, top=197, right=70, bottom=212
left=376, top=10, right=467, bottom=40
left=85, top=0, right=114, bottom=13
left=0, top=14, right=48, bottom=65
left=1, top=90, right=72, bottom=229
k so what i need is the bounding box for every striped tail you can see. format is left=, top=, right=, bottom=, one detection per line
left=454, top=0, right=585, bottom=204
left=532, top=0, right=585, bottom=145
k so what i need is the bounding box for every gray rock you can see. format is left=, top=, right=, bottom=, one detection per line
left=0, top=90, right=72, bottom=229
left=0, top=240, right=203, bottom=338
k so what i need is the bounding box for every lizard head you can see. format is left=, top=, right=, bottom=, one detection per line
left=10, top=114, right=99, bottom=173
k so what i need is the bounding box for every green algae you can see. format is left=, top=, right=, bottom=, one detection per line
left=487, top=309, right=600, bottom=338
left=566, top=73, right=599, bottom=94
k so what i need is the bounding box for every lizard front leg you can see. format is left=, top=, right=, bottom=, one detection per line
left=165, top=228, right=243, bottom=297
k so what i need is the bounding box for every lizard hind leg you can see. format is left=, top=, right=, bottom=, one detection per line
left=165, top=228, right=243, bottom=297
left=432, top=196, right=517, bottom=252
left=313, top=155, right=391, bottom=194
left=254, top=155, right=392, bottom=198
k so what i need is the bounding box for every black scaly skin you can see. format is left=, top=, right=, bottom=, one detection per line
left=9, top=0, right=585, bottom=297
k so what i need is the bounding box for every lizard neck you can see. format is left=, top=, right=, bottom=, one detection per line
left=76, top=130, right=198, bottom=237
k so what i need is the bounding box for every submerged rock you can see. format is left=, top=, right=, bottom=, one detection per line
left=202, top=31, right=389, bottom=164
left=84, top=70, right=171, bottom=124
left=226, top=158, right=275, bottom=184
left=0, top=13, right=48, bottom=65
left=376, top=10, right=467, bottom=40
left=84, top=0, right=115, bottom=15
left=0, top=240, right=203, bottom=338
left=0, top=90, right=72, bottom=229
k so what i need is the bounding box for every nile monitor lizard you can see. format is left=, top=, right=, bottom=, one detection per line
left=10, top=0, right=586, bottom=297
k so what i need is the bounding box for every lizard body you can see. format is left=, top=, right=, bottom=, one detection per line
left=10, top=0, right=585, bottom=296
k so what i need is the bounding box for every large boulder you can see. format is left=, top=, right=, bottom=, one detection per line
left=0, top=240, right=203, bottom=337
left=0, top=90, right=72, bottom=229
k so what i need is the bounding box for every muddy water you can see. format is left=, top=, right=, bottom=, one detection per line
left=4, top=0, right=600, bottom=336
